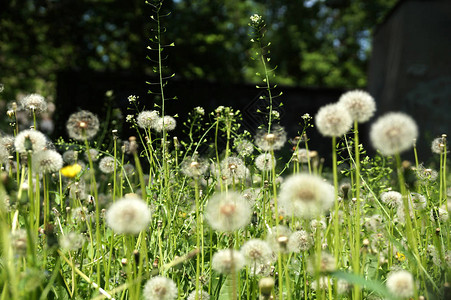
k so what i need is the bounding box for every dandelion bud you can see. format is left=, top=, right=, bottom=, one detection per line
left=133, top=250, right=140, bottom=265
left=259, top=277, right=275, bottom=298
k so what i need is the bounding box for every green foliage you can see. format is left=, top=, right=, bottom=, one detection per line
left=0, top=0, right=397, bottom=101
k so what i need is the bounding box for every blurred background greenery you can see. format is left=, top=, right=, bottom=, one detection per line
left=0, top=0, right=397, bottom=101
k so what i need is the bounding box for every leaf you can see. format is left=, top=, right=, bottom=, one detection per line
left=218, top=276, right=234, bottom=300
left=331, top=271, right=395, bottom=300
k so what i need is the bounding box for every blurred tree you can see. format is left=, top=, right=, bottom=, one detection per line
left=0, top=0, right=397, bottom=101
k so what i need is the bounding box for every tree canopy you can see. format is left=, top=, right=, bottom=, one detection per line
left=0, top=0, right=397, bottom=101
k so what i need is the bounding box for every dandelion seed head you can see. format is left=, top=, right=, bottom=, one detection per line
left=14, top=130, right=47, bottom=153
left=386, top=270, right=414, bottom=298
left=212, top=249, right=245, bottom=274
left=85, top=148, right=99, bottom=162
left=381, top=191, right=402, bottom=208
left=241, top=239, right=273, bottom=267
left=66, top=110, right=100, bottom=141
left=71, top=206, right=93, bottom=223
left=296, top=148, right=311, bottom=163
left=311, top=276, right=332, bottom=291
left=181, top=157, right=208, bottom=178
left=0, top=135, right=15, bottom=153
left=241, top=188, right=260, bottom=207
left=63, top=150, right=78, bottom=164
left=279, top=173, right=334, bottom=218
left=338, top=90, right=376, bottom=123
left=235, top=139, right=254, bottom=156
left=59, top=232, right=85, bottom=251
left=205, top=191, right=251, bottom=232
left=416, top=164, right=438, bottom=182
left=137, top=110, right=159, bottom=129
left=315, top=103, right=352, bottom=137
left=287, top=230, right=312, bottom=252
left=220, top=156, right=248, bottom=182
left=20, top=93, right=47, bottom=113
left=430, top=207, right=449, bottom=223
left=187, top=290, right=210, bottom=300
left=11, top=229, right=28, bottom=256
left=154, top=115, right=176, bottom=132
left=431, top=137, right=447, bottom=154
left=310, top=218, right=326, bottom=233
left=365, top=214, right=383, bottom=232
left=0, top=144, right=9, bottom=164
left=410, top=193, right=426, bottom=210
left=370, top=112, right=418, bottom=156
left=32, top=150, right=63, bottom=173
left=143, top=276, right=177, bottom=300
left=106, top=197, right=151, bottom=235
left=99, top=156, right=117, bottom=174
left=266, top=225, right=292, bottom=254
left=255, top=126, right=287, bottom=151
left=255, top=153, right=275, bottom=172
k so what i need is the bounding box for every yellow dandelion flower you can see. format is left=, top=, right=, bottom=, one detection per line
left=396, top=252, right=406, bottom=262
left=61, top=164, right=82, bottom=178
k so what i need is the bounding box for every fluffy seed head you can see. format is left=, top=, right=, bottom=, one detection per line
left=235, top=139, right=254, bottom=156
left=0, top=144, right=9, bottom=164
left=370, top=112, right=418, bottom=156
left=431, top=137, right=447, bottom=154
left=143, top=276, right=177, bottom=300
left=241, top=239, right=273, bottom=267
left=66, top=110, right=100, bottom=141
left=154, top=116, right=176, bottom=132
left=15, top=129, right=47, bottom=153
left=205, top=191, right=252, bottom=232
left=381, top=191, right=402, bottom=208
left=338, top=90, right=376, bottom=123
left=254, top=153, right=275, bottom=172
left=137, top=110, right=159, bottom=129
left=255, top=126, right=287, bottom=151
left=32, top=150, right=63, bottom=173
left=187, top=290, right=210, bottom=300
left=315, top=103, right=352, bottom=137
left=85, top=148, right=99, bottom=162
left=20, top=93, right=47, bottom=113
left=181, top=157, right=208, bottom=178
left=99, top=156, right=117, bottom=174
left=59, top=232, right=85, bottom=251
left=287, top=230, right=312, bottom=252
left=266, top=225, right=292, bottom=254
left=106, top=197, right=151, bottom=235
left=279, top=173, right=334, bottom=218
left=212, top=249, right=245, bottom=274
left=220, top=156, right=248, bottom=182
left=386, top=270, right=414, bottom=298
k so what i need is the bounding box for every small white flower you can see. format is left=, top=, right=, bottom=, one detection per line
left=250, top=14, right=262, bottom=23
left=194, top=106, right=205, bottom=115
left=128, top=95, right=138, bottom=103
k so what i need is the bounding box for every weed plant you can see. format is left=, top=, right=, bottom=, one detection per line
left=0, top=2, right=449, bottom=300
